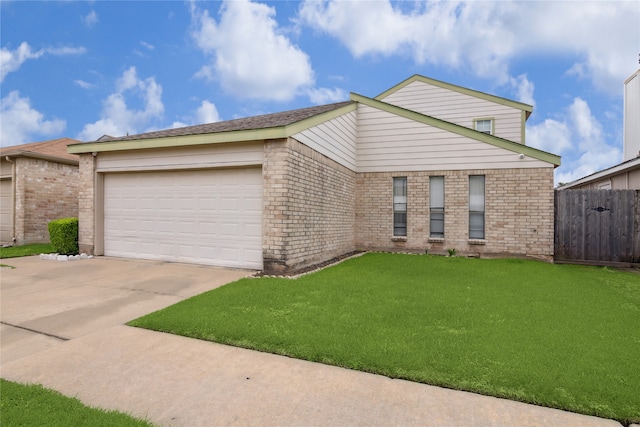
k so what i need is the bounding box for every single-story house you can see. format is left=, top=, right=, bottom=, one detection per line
left=1, top=138, right=80, bottom=245
left=69, top=75, right=560, bottom=273
left=556, top=157, right=640, bottom=190
left=557, top=69, right=639, bottom=190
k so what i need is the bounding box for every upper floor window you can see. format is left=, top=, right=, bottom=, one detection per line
left=474, top=119, right=493, bottom=135
left=393, top=177, right=407, bottom=236
left=429, top=176, right=444, bottom=238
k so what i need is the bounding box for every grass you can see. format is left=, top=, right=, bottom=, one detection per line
left=129, top=253, right=640, bottom=424
left=0, top=379, right=152, bottom=426
left=0, top=243, right=52, bottom=259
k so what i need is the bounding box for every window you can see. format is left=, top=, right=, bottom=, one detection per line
left=393, top=177, right=407, bottom=236
left=429, top=176, right=444, bottom=238
left=469, top=175, right=485, bottom=239
left=475, top=119, right=493, bottom=135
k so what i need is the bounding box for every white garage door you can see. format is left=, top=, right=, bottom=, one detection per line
left=0, top=179, right=13, bottom=243
left=104, top=168, right=262, bottom=269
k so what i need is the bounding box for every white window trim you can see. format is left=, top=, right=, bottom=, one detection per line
left=473, top=118, right=495, bottom=135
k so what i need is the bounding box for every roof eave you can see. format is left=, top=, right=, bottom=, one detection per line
left=2, top=151, right=79, bottom=165
left=556, top=157, right=640, bottom=189
left=69, top=102, right=358, bottom=154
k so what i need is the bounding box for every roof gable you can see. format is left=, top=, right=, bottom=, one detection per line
left=351, top=92, right=559, bottom=167
left=376, top=74, right=533, bottom=119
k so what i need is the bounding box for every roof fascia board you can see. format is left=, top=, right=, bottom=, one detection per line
left=351, top=92, right=560, bottom=166
left=375, top=74, right=533, bottom=118
left=69, top=127, right=288, bottom=154
left=284, top=102, right=357, bottom=135
left=69, top=102, right=357, bottom=154
left=557, top=157, right=640, bottom=189
left=3, top=151, right=79, bottom=165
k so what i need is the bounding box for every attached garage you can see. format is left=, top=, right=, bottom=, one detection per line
left=103, top=167, right=263, bottom=269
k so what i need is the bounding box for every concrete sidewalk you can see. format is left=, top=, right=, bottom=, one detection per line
left=0, top=256, right=623, bottom=426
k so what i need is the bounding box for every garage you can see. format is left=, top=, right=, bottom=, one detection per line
left=103, top=167, right=263, bottom=269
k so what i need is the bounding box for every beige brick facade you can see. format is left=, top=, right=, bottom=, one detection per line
left=12, top=157, right=79, bottom=244
left=78, top=153, right=96, bottom=255
left=263, top=138, right=356, bottom=273
left=356, top=168, right=554, bottom=261
left=76, top=144, right=554, bottom=269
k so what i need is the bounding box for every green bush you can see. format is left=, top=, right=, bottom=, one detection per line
left=48, top=218, right=79, bottom=255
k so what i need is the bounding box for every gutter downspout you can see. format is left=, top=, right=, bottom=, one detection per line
left=5, top=156, right=16, bottom=244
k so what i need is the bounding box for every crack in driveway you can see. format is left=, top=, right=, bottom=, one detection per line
left=0, top=321, right=69, bottom=341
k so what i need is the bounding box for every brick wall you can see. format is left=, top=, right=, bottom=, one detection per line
left=263, top=138, right=356, bottom=273
left=14, top=157, right=79, bottom=244
left=356, top=168, right=554, bottom=261
left=77, top=154, right=95, bottom=254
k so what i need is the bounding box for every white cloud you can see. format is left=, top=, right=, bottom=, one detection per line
left=74, top=79, right=94, bottom=89
left=77, top=67, right=164, bottom=141
left=47, top=46, right=87, bottom=56
left=298, top=0, right=639, bottom=96
left=509, top=74, right=535, bottom=107
left=1, top=42, right=86, bottom=82
left=0, top=42, right=43, bottom=82
left=190, top=0, right=314, bottom=101
left=140, top=41, right=155, bottom=51
left=83, top=10, right=99, bottom=28
left=307, top=87, right=348, bottom=105
left=0, top=91, right=66, bottom=147
left=196, top=100, right=221, bottom=123
left=172, top=100, right=222, bottom=129
left=527, top=97, right=621, bottom=185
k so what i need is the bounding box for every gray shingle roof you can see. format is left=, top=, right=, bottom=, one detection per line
left=96, top=101, right=354, bottom=142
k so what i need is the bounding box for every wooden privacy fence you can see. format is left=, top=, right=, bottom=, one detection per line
left=554, top=190, right=640, bottom=265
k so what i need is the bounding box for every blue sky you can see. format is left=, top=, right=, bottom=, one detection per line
left=1, top=1, right=638, bottom=184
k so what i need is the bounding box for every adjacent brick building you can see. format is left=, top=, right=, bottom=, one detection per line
left=70, top=75, right=560, bottom=272
left=0, top=138, right=80, bottom=245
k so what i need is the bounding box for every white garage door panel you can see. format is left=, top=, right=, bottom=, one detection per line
left=104, top=168, right=263, bottom=269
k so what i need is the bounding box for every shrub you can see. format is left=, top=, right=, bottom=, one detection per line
left=48, top=218, right=79, bottom=255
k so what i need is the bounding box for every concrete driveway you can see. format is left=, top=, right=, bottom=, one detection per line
left=0, top=256, right=623, bottom=427
left=1, top=256, right=251, bottom=366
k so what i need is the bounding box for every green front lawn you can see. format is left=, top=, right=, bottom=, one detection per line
left=130, top=253, right=640, bottom=424
left=0, top=243, right=52, bottom=259
left=0, top=379, right=151, bottom=426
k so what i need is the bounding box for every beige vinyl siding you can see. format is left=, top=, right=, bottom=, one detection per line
left=381, top=80, right=524, bottom=143
left=292, top=111, right=357, bottom=170
left=357, top=104, right=550, bottom=173
left=96, top=141, right=263, bottom=172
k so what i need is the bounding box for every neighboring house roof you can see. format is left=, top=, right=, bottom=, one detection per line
left=556, top=156, right=640, bottom=189
left=375, top=74, right=534, bottom=120
left=1, top=137, right=80, bottom=164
